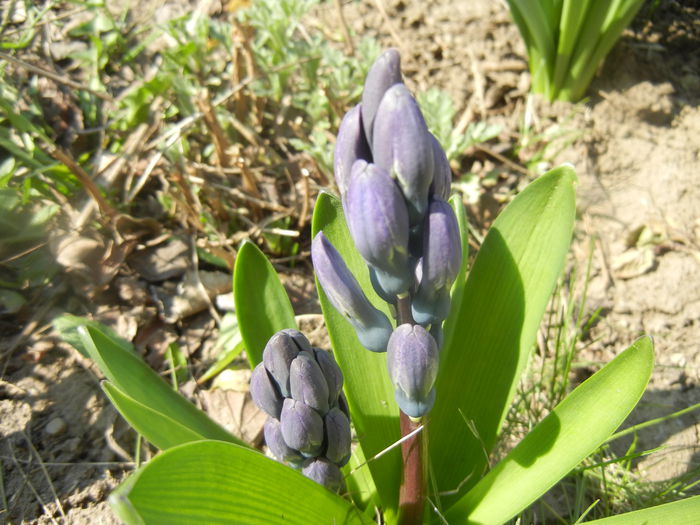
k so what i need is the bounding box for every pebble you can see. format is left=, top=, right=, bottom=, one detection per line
left=45, top=417, right=67, bottom=436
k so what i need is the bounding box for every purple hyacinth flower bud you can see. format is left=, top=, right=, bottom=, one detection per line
left=262, top=329, right=311, bottom=397
left=250, top=362, right=283, bottom=419
left=335, top=104, right=372, bottom=199
left=429, top=133, right=451, bottom=200
left=361, top=48, right=402, bottom=145
left=337, top=390, right=350, bottom=419
left=290, top=351, right=330, bottom=414
left=301, top=458, right=345, bottom=493
left=324, top=407, right=351, bottom=466
left=411, top=198, right=462, bottom=325
left=312, top=348, right=343, bottom=406
left=344, top=161, right=413, bottom=296
left=264, top=417, right=304, bottom=465
left=280, top=398, right=324, bottom=457
left=430, top=323, right=444, bottom=351
left=311, top=232, right=393, bottom=352
left=387, top=324, right=440, bottom=418
left=373, top=84, right=434, bottom=225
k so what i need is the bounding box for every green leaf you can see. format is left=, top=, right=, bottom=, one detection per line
left=110, top=440, right=371, bottom=525
left=312, top=192, right=401, bottom=516
left=584, top=494, right=700, bottom=524
left=447, top=336, right=654, bottom=524
left=102, top=382, right=205, bottom=449
left=53, top=314, right=135, bottom=358
left=75, top=322, right=244, bottom=448
left=430, top=166, right=577, bottom=507
left=198, top=312, right=245, bottom=384
left=233, top=240, right=296, bottom=368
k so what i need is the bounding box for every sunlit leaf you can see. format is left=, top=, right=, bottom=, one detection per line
left=431, top=166, right=577, bottom=507
left=110, top=440, right=371, bottom=525
left=448, top=336, right=654, bottom=524
left=233, top=240, right=296, bottom=368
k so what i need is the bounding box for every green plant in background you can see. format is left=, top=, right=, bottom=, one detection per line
left=505, top=0, right=645, bottom=101
left=58, top=49, right=700, bottom=524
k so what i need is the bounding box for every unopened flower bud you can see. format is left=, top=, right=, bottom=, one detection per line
left=290, top=351, right=330, bottom=414
left=301, top=458, right=344, bottom=493
left=280, top=398, right=324, bottom=457
left=250, top=363, right=283, bottom=419
left=334, top=104, right=372, bottom=198
left=372, top=84, right=434, bottom=225
left=344, top=161, right=412, bottom=295
left=323, top=407, right=351, bottom=466
left=361, top=48, right=402, bottom=144
left=311, top=232, right=393, bottom=352
left=387, top=324, right=439, bottom=418
left=429, top=133, right=451, bottom=200
left=337, top=391, right=350, bottom=419
left=263, top=329, right=311, bottom=397
left=411, top=198, right=462, bottom=325
left=264, top=417, right=303, bottom=465
left=312, top=348, right=343, bottom=406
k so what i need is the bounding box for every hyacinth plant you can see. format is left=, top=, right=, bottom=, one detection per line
left=506, top=0, right=645, bottom=101
left=60, top=49, right=700, bottom=524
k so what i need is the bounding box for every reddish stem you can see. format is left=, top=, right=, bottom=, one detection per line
left=398, top=412, right=426, bottom=525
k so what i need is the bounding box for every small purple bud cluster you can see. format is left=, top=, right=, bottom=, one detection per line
left=250, top=329, right=351, bottom=492
left=312, top=49, right=462, bottom=419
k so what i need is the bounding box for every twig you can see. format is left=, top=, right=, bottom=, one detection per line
left=473, top=143, right=530, bottom=176
left=22, top=431, right=67, bottom=522
left=48, top=146, right=118, bottom=220
left=0, top=51, right=112, bottom=101
left=8, top=442, right=59, bottom=525
left=333, top=0, right=355, bottom=54
left=370, top=0, right=408, bottom=55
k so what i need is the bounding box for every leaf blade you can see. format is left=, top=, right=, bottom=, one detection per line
left=76, top=323, right=243, bottom=448
left=233, top=240, right=297, bottom=368
left=430, top=166, right=577, bottom=506
left=448, top=336, right=654, bottom=524
left=110, top=440, right=371, bottom=525
left=311, top=192, right=401, bottom=515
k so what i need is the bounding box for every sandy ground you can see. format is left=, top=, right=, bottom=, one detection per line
left=1, top=0, right=699, bottom=522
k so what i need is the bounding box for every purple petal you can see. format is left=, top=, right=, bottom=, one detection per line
left=264, top=417, right=303, bottom=465
left=280, top=398, right=324, bottom=456
left=289, top=351, right=330, bottom=414
left=250, top=362, right=283, bottom=419
left=361, top=48, right=402, bottom=145
left=311, top=232, right=393, bottom=352
left=334, top=104, right=372, bottom=198
left=372, top=84, right=434, bottom=224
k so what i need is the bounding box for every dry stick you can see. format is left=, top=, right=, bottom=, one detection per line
left=396, top=296, right=428, bottom=525
left=48, top=146, right=118, bottom=220
left=22, top=431, right=67, bottom=522
left=0, top=51, right=112, bottom=101
left=333, top=0, right=355, bottom=55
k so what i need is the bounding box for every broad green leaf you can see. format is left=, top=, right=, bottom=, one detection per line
left=77, top=323, right=244, bottom=448
left=102, top=382, right=205, bottom=449
left=584, top=494, right=700, bottom=524
left=54, top=313, right=124, bottom=357
left=312, top=192, right=401, bottom=516
left=430, top=166, right=577, bottom=507
left=110, top=440, right=371, bottom=525
left=233, top=240, right=296, bottom=368
left=447, top=336, right=654, bottom=524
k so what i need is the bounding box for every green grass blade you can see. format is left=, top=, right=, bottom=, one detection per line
left=77, top=324, right=244, bottom=448
left=565, top=0, right=644, bottom=101
left=506, top=0, right=556, bottom=95
left=552, top=0, right=594, bottom=96
left=312, top=191, right=401, bottom=516
left=102, top=382, right=206, bottom=449
left=233, top=240, right=297, bottom=368
left=447, top=336, right=654, bottom=524
left=110, top=440, right=371, bottom=525
left=583, top=494, right=700, bottom=524
left=430, top=166, right=577, bottom=507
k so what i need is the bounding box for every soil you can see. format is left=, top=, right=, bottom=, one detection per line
left=1, top=0, right=699, bottom=523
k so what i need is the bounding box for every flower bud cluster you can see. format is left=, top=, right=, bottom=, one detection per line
left=313, top=49, right=462, bottom=418
left=250, top=329, right=351, bottom=492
